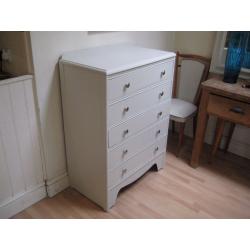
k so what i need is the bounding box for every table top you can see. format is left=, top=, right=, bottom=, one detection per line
left=202, top=78, right=250, bottom=103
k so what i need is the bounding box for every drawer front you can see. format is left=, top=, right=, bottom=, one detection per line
left=108, top=137, right=167, bottom=188
left=108, top=119, right=168, bottom=170
left=108, top=101, right=170, bottom=148
left=107, top=59, right=174, bottom=103
left=108, top=83, right=171, bottom=127
left=107, top=153, right=165, bottom=208
left=207, top=95, right=250, bottom=126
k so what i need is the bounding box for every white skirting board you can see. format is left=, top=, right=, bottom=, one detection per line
left=0, top=184, right=46, bottom=219
left=0, top=173, right=69, bottom=218
left=171, top=120, right=250, bottom=160
left=46, top=173, right=69, bottom=197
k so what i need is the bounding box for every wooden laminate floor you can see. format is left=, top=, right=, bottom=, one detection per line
left=13, top=134, right=250, bottom=219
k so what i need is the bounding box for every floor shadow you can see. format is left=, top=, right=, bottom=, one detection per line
left=167, top=132, right=250, bottom=189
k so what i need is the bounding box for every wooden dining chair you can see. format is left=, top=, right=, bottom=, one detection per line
left=170, top=52, right=211, bottom=155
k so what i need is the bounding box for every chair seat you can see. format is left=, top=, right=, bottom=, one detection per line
left=170, top=98, right=197, bottom=122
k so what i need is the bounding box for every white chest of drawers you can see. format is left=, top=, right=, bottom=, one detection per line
left=59, top=44, right=175, bottom=210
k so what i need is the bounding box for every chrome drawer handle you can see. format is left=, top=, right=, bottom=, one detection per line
left=123, top=129, right=129, bottom=136
left=123, top=106, right=129, bottom=113
left=161, top=70, right=166, bottom=77
left=229, top=107, right=245, bottom=115
left=156, top=130, right=161, bottom=136
left=124, top=83, right=130, bottom=89
left=158, top=111, right=163, bottom=117
left=159, top=91, right=164, bottom=98
left=122, top=168, right=127, bottom=176
left=123, top=149, right=128, bottom=155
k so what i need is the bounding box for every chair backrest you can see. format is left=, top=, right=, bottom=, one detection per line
left=172, top=52, right=211, bottom=106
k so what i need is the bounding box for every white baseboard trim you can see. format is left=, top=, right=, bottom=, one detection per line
left=204, top=131, right=250, bottom=160
left=169, top=125, right=250, bottom=160
left=0, top=184, right=46, bottom=218
left=46, top=173, right=69, bottom=197
left=224, top=137, right=250, bottom=159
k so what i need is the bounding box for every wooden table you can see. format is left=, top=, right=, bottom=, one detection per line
left=190, top=78, right=250, bottom=167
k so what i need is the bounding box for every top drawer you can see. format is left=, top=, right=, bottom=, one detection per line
left=107, top=59, right=174, bottom=103
left=207, top=94, right=250, bottom=127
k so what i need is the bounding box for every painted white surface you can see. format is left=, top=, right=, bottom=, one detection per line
left=174, top=31, right=216, bottom=58
left=170, top=59, right=202, bottom=123
left=108, top=101, right=170, bottom=147
left=107, top=83, right=171, bottom=127
left=29, top=31, right=175, bottom=185
left=177, top=60, right=205, bottom=102
left=46, top=173, right=69, bottom=197
left=108, top=119, right=168, bottom=170
left=61, top=44, right=175, bottom=75
left=170, top=98, right=197, bottom=120
left=108, top=153, right=165, bottom=209
left=107, top=59, right=173, bottom=103
left=0, top=184, right=46, bottom=219
left=60, top=62, right=108, bottom=208
left=108, top=137, right=167, bottom=188
left=0, top=75, right=34, bottom=86
left=59, top=45, right=174, bottom=210
left=0, top=76, right=46, bottom=218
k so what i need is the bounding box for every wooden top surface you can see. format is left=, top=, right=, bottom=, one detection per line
left=202, top=78, right=250, bottom=103
left=60, top=44, right=175, bottom=75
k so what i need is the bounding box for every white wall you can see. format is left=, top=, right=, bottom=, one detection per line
left=174, top=31, right=216, bottom=57
left=174, top=32, right=216, bottom=103
left=30, top=31, right=175, bottom=185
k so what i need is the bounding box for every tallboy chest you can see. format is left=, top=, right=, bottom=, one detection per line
left=59, top=44, right=175, bottom=210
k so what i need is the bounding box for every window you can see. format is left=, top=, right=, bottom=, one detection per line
left=210, top=32, right=250, bottom=78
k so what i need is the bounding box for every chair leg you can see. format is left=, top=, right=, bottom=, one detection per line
left=224, top=122, right=235, bottom=153
left=177, top=122, right=185, bottom=156
left=193, top=115, right=197, bottom=138
left=209, top=118, right=225, bottom=163
left=172, top=120, right=175, bottom=134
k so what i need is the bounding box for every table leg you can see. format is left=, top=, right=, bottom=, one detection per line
left=224, top=122, right=235, bottom=153
left=190, top=89, right=209, bottom=167
left=209, top=118, right=225, bottom=163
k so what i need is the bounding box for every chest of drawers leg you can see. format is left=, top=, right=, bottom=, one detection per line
left=107, top=153, right=165, bottom=210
